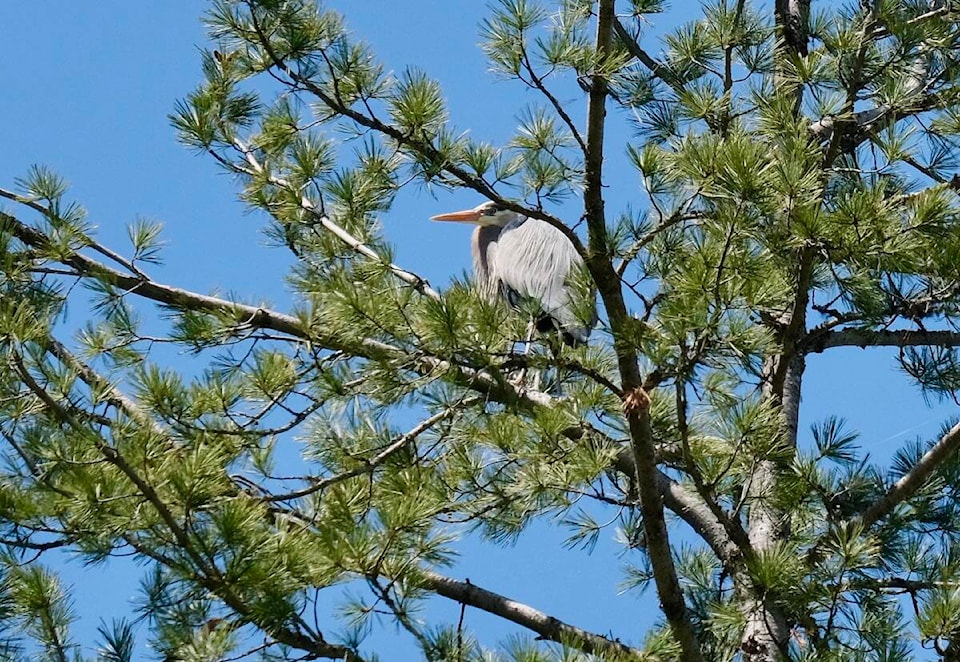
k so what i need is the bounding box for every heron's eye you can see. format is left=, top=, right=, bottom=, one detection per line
left=483, top=203, right=505, bottom=216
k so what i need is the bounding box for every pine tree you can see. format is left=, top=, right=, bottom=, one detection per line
left=3, top=0, right=960, bottom=659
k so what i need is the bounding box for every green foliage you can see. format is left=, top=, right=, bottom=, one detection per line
left=95, top=620, right=135, bottom=662
left=6, top=0, right=960, bottom=660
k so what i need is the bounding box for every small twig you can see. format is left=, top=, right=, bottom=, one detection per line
left=231, top=139, right=442, bottom=300
left=0, top=186, right=148, bottom=279
left=261, top=397, right=479, bottom=502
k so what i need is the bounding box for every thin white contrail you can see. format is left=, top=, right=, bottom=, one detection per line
left=874, top=414, right=949, bottom=446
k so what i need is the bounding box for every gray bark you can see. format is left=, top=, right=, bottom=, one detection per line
left=421, top=570, right=645, bottom=660
left=741, top=354, right=803, bottom=661
left=736, top=3, right=812, bottom=659
left=809, top=328, right=960, bottom=352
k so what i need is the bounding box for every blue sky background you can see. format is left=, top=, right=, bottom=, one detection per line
left=0, top=1, right=956, bottom=658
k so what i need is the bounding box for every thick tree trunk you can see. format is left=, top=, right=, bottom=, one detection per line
left=737, top=4, right=811, bottom=660
left=775, top=0, right=810, bottom=58
left=741, top=353, right=803, bottom=661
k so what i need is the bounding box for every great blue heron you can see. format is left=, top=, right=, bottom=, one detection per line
left=431, top=201, right=597, bottom=346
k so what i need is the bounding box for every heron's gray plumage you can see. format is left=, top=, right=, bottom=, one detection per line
left=436, top=202, right=597, bottom=345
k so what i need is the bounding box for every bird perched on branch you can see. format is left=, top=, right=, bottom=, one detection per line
left=431, top=201, right=597, bottom=346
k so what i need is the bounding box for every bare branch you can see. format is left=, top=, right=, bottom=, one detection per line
left=420, top=569, right=644, bottom=660
left=808, top=328, right=960, bottom=353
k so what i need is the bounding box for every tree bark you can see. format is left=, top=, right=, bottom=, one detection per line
left=809, top=328, right=960, bottom=352
left=736, top=4, right=811, bottom=659
left=584, top=2, right=704, bottom=659
left=740, top=353, right=802, bottom=662
left=421, top=570, right=645, bottom=659
left=775, top=0, right=809, bottom=58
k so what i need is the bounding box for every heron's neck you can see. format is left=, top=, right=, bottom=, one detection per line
left=473, top=225, right=501, bottom=271
left=472, top=224, right=502, bottom=297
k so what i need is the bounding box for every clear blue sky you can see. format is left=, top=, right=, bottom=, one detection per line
left=0, top=1, right=955, bottom=658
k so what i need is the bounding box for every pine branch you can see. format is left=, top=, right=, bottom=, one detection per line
left=867, top=4, right=953, bottom=40
left=0, top=187, right=149, bottom=280
left=36, top=329, right=375, bottom=659
left=723, top=0, right=749, bottom=97
left=614, top=206, right=703, bottom=277
left=3, top=208, right=666, bottom=526
left=260, top=397, right=480, bottom=502
left=42, top=336, right=168, bottom=437
left=123, top=531, right=361, bottom=660
left=617, top=0, right=956, bottom=160
left=517, top=41, right=587, bottom=153
left=809, top=89, right=952, bottom=144
left=9, top=348, right=209, bottom=573
left=0, top=210, right=562, bottom=412
left=858, top=419, right=960, bottom=530
left=11, top=345, right=361, bottom=661
left=420, top=569, right=644, bottom=660
left=812, top=4, right=957, bottom=155
left=243, top=2, right=588, bottom=257
left=808, top=328, right=960, bottom=352
left=612, top=19, right=686, bottom=94
left=0, top=210, right=303, bottom=333
left=38, top=334, right=681, bottom=661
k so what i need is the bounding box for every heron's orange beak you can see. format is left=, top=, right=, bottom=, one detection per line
left=430, top=208, right=482, bottom=224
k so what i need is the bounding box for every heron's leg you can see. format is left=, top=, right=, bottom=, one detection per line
left=523, top=321, right=535, bottom=357
left=547, top=338, right=564, bottom=396
left=524, top=322, right=550, bottom=392
left=510, top=321, right=537, bottom=387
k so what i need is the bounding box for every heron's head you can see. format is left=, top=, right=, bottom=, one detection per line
left=430, top=201, right=521, bottom=228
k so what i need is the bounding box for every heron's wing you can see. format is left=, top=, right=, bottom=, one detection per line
left=493, top=218, right=596, bottom=343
